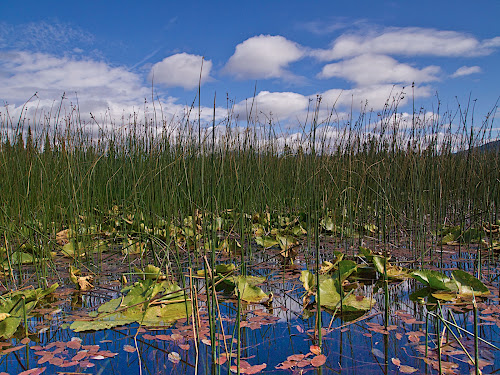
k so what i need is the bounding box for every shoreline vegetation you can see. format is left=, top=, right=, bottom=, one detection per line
left=0, top=92, right=499, bottom=374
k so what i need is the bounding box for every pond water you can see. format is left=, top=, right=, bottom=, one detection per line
left=1, top=241, right=499, bottom=375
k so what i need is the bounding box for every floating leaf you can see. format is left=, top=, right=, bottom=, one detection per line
left=0, top=313, right=10, bottom=322
left=452, top=269, right=489, bottom=297
left=168, top=352, right=181, bottom=364
left=392, top=358, right=401, bottom=366
left=310, top=345, right=321, bottom=355
left=71, top=277, right=190, bottom=332
left=255, top=236, right=279, bottom=249
left=234, top=276, right=269, bottom=304
left=399, top=365, right=418, bottom=373
left=411, top=270, right=457, bottom=291
left=123, top=345, right=136, bottom=353
left=311, top=354, right=326, bottom=367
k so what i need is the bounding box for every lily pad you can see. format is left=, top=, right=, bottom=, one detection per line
left=452, top=269, right=489, bottom=297
left=71, top=274, right=190, bottom=332
left=410, top=269, right=457, bottom=291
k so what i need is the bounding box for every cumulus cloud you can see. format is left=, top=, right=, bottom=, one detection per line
left=321, top=84, right=432, bottom=112
left=233, top=91, right=310, bottom=123
left=149, top=53, right=212, bottom=89
left=318, top=54, right=440, bottom=86
left=0, top=51, right=146, bottom=103
left=451, top=65, right=482, bottom=78
left=231, top=83, right=432, bottom=129
left=0, top=51, right=223, bottom=134
left=311, top=27, right=500, bottom=60
left=224, top=35, right=305, bottom=80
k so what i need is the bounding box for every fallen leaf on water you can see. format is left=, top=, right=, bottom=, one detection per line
left=287, top=354, right=306, bottom=361
left=310, top=345, right=321, bottom=355
left=399, top=365, right=418, bottom=373
left=311, top=354, right=327, bottom=367
left=179, top=344, right=190, bottom=351
left=67, top=340, right=81, bottom=350
left=297, top=359, right=311, bottom=368
left=2, top=345, right=25, bottom=354
left=168, top=352, right=181, bottom=364
left=408, top=334, right=420, bottom=343
left=21, top=337, right=30, bottom=345
left=242, top=363, right=267, bottom=374
left=171, top=333, right=183, bottom=341
left=391, top=358, right=401, bottom=366
left=72, top=351, right=87, bottom=361
left=295, top=325, right=304, bottom=333
left=155, top=334, right=171, bottom=341
left=123, top=345, right=136, bottom=353
left=18, top=368, right=46, bottom=375
left=215, top=354, right=227, bottom=365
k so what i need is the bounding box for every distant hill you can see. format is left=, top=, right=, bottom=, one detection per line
left=454, top=139, right=500, bottom=155
left=475, top=139, right=500, bottom=152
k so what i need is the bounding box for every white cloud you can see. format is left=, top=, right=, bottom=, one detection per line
left=311, top=27, right=500, bottom=60
left=231, top=83, right=432, bottom=129
left=0, top=51, right=147, bottom=103
left=149, top=53, right=212, bottom=89
left=451, top=65, right=482, bottom=78
left=233, top=91, right=310, bottom=123
left=224, top=35, right=305, bottom=80
left=318, top=54, right=440, bottom=86
left=321, top=84, right=432, bottom=112
left=0, top=21, right=95, bottom=55
left=0, top=51, right=223, bottom=134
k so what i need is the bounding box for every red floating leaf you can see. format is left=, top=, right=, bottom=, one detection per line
left=18, top=368, right=46, bottom=375
left=287, top=353, right=305, bottom=361
left=310, top=345, right=321, bottom=355
left=2, top=345, right=25, bottom=354
left=67, top=340, right=81, bottom=350
left=399, top=365, right=418, bottom=373
left=311, top=354, right=327, bottom=367
left=123, top=345, right=136, bottom=353
left=72, top=351, right=88, bottom=361
left=155, top=334, right=171, bottom=341
left=215, top=354, right=227, bottom=365
left=242, top=363, right=267, bottom=374
left=171, top=333, right=183, bottom=341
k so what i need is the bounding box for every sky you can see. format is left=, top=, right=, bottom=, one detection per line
left=1, top=0, right=499, bottom=137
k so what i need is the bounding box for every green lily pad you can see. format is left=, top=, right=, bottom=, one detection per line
left=255, top=236, right=279, bottom=249
left=0, top=283, right=58, bottom=339
left=411, top=270, right=457, bottom=291
left=234, top=276, right=269, bottom=304
left=452, top=269, right=489, bottom=297
left=71, top=275, right=190, bottom=332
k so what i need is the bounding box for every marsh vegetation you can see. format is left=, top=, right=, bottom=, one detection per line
left=0, top=94, right=499, bottom=374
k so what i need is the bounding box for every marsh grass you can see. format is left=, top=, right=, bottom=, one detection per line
left=1, top=95, right=498, bottom=272
left=0, top=92, right=499, bottom=373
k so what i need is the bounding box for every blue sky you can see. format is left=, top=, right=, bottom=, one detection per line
left=1, top=0, right=499, bottom=136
